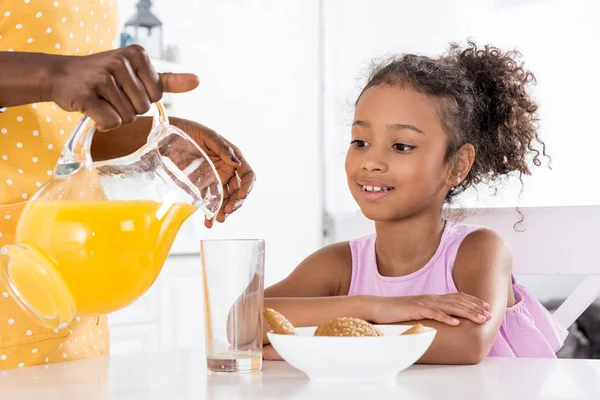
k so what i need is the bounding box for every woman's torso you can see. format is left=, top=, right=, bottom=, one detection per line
left=0, top=0, right=119, bottom=369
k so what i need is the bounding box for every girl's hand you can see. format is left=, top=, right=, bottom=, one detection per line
left=370, top=293, right=492, bottom=326
left=46, top=45, right=199, bottom=131
left=263, top=345, right=284, bottom=361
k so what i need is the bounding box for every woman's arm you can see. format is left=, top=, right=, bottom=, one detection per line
left=0, top=47, right=197, bottom=131
left=410, top=229, right=513, bottom=365
left=0, top=52, right=54, bottom=108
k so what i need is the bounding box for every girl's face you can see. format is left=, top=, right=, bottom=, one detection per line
left=345, top=84, right=455, bottom=222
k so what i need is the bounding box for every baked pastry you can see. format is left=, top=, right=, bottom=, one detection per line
left=263, top=308, right=296, bottom=335
left=401, top=323, right=425, bottom=335
left=314, top=317, right=383, bottom=337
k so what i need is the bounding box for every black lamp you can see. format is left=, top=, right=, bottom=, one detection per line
left=124, top=0, right=163, bottom=59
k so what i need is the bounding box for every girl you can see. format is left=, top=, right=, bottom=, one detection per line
left=263, top=41, right=567, bottom=364
left=0, top=1, right=254, bottom=369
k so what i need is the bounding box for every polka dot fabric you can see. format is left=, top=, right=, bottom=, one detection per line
left=0, top=0, right=119, bottom=370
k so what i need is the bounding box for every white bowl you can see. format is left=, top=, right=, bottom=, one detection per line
left=267, top=325, right=436, bottom=384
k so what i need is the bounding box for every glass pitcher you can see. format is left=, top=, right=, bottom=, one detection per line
left=0, top=102, right=223, bottom=329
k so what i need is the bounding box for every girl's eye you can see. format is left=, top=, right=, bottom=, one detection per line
left=350, top=139, right=369, bottom=148
left=393, top=143, right=415, bottom=152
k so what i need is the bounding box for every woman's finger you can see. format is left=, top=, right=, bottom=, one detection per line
left=196, top=129, right=241, bottom=167
left=96, top=74, right=137, bottom=126
left=159, top=72, right=200, bottom=94
left=220, top=137, right=255, bottom=199
left=82, top=96, right=122, bottom=131
left=223, top=172, right=244, bottom=215
left=213, top=183, right=232, bottom=223
left=108, top=54, right=152, bottom=115
left=238, top=167, right=256, bottom=200
left=123, top=46, right=201, bottom=99
left=123, top=44, right=162, bottom=102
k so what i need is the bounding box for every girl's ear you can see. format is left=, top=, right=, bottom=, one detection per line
left=445, top=144, right=475, bottom=189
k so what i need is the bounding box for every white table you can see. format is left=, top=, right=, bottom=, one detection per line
left=2, top=350, right=600, bottom=400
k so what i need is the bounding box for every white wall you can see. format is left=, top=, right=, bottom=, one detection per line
left=321, top=0, right=600, bottom=303
left=322, top=0, right=600, bottom=215
left=118, top=0, right=323, bottom=286
left=115, top=0, right=600, bottom=303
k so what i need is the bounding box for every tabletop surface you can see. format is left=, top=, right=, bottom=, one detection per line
left=2, top=349, right=600, bottom=399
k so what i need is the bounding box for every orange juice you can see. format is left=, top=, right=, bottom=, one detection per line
left=12, top=200, right=196, bottom=317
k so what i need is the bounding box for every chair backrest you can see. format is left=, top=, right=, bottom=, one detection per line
left=328, top=206, right=600, bottom=328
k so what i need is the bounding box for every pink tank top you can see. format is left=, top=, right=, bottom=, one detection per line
left=347, top=220, right=568, bottom=358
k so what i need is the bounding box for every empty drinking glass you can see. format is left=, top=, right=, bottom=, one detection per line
left=200, top=239, right=265, bottom=373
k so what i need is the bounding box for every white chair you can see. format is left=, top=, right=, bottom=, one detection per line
left=327, top=206, right=600, bottom=329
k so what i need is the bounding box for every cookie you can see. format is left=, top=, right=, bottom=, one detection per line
left=263, top=308, right=295, bottom=335
left=314, top=317, right=383, bottom=337
left=401, top=323, right=425, bottom=335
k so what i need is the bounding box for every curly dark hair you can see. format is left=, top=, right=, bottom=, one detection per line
left=357, top=40, right=548, bottom=202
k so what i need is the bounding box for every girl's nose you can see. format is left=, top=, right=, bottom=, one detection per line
left=361, top=150, right=388, bottom=173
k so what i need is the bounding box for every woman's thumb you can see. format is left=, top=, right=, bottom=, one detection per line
left=159, top=73, right=200, bottom=93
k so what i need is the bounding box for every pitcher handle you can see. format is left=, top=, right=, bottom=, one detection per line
left=55, top=102, right=170, bottom=177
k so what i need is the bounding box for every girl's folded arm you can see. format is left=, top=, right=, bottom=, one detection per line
left=263, top=295, right=373, bottom=343
left=263, top=241, right=355, bottom=343
left=412, top=229, right=513, bottom=365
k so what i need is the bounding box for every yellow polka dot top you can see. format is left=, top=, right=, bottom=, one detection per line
left=0, top=0, right=119, bottom=370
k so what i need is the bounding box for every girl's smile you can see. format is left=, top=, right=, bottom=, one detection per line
left=357, top=179, right=395, bottom=201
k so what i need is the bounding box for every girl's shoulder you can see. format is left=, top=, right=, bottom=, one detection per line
left=316, top=241, right=354, bottom=295
left=442, top=220, right=503, bottom=257
left=446, top=220, right=510, bottom=259
left=456, top=227, right=510, bottom=257
left=264, top=241, right=353, bottom=298
left=452, top=226, right=513, bottom=287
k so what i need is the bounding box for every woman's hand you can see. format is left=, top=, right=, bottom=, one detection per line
left=90, top=114, right=255, bottom=224
left=370, top=293, right=492, bottom=326
left=46, top=45, right=199, bottom=131
left=169, top=118, right=255, bottom=227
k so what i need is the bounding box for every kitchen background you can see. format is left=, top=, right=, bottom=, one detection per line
left=110, top=0, right=600, bottom=356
